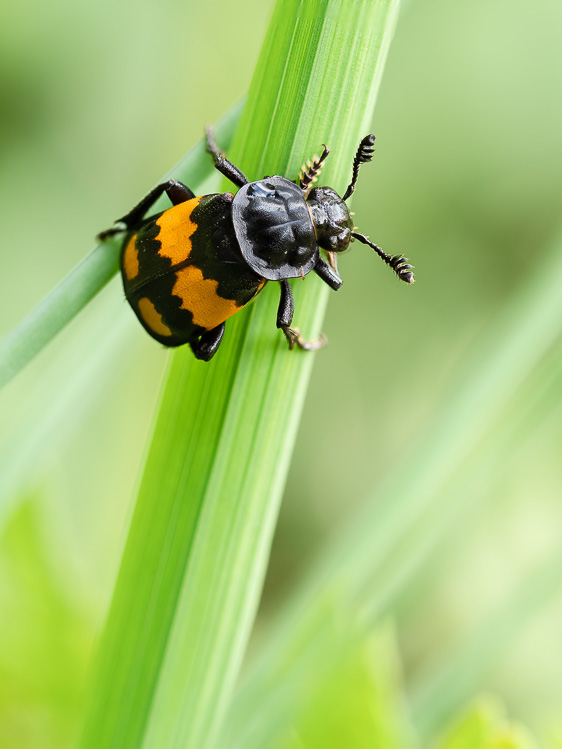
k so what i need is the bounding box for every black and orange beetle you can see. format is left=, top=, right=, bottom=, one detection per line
left=99, top=128, right=414, bottom=361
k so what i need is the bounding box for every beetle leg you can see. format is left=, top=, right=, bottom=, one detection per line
left=276, top=279, right=295, bottom=329
left=205, top=124, right=249, bottom=188
left=277, top=280, right=327, bottom=351
left=190, top=323, right=226, bottom=362
left=98, top=179, right=196, bottom=240
left=313, top=257, right=343, bottom=290
left=325, top=250, right=339, bottom=274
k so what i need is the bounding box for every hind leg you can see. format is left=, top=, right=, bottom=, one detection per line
left=190, top=323, right=226, bottom=362
left=205, top=125, right=249, bottom=188
left=98, top=179, right=195, bottom=240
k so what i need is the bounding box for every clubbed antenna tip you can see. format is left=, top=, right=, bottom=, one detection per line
left=299, top=145, right=331, bottom=193
left=343, top=134, right=376, bottom=201
left=351, top=232, right=415, bottom=284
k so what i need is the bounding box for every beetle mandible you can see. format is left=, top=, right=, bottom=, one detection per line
left=99, top=128, right=414, bottom=361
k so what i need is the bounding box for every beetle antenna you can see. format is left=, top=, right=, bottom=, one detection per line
left=352, top=232, right=414, bottom=284
left=343, top=134, right=376, bottom=201
left=299, top=145, right=331, bottom=192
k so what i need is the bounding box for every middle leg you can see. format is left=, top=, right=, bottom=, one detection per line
left=276, top=280, right=327, bottom=351
left=314, top=257, right=343, bottom=290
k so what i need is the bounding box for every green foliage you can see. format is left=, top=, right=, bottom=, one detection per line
left=435, top=697, right=538, bottom=749
left=0, top=502, right=89, bottom=748
left=273, top=623, right=414, bottom=749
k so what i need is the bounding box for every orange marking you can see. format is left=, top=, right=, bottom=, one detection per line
left=172, top=266, right=241, bottom=330
left=123, top=234, right=139, bottom=280
left=137, top=297, right=172, bottom=337
left=155, top=197, right=201, bottom=266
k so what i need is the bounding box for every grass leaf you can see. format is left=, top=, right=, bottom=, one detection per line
left=78, top=1, right=401, bottom=748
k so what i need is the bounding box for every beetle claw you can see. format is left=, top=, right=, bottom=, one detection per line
left=283, top=326, right=327, bottom=351
left=97, top=221, right=127, bottom=242
left=296, top=332, right=327, bottom=351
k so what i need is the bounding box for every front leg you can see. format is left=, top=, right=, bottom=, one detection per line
left=98, top=179, right=196, bottom=240
left=314, top=257, right=343, bottom=290
left=276, top=280, right=327, bottom=351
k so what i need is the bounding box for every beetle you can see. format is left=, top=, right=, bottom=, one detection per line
left=98, top=128, right=414, bottom=361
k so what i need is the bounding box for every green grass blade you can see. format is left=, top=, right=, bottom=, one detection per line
left=224, top=229, right=562, bottom=744
left=78, top=2, right=401, bottom=748
left=0, top=240, right=119, bottom=390
left=0, top=103, right=242, bottom=391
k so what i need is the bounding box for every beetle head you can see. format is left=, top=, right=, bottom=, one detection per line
left=307, top=187, right=354, bottom=252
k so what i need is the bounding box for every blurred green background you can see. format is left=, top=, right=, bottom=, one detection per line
left=1, top=0, right=562, bottom=746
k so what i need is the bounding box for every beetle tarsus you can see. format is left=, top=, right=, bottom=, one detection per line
left=281, top=326, right=327, bottom=352
left=98, top=221, right=127, bottom=241
left=205, top=125, right=249, bottom=187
